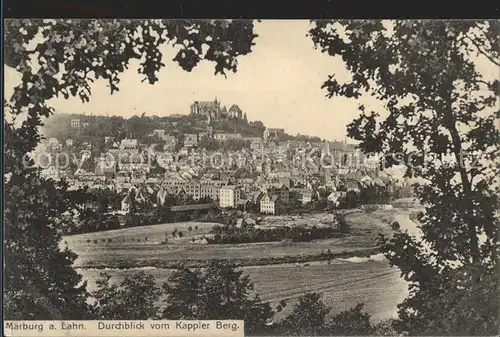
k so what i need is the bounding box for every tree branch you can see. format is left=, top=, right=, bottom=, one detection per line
left=465, top=35, right=500, bottom=67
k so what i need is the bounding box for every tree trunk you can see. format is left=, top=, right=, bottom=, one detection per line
left=441, top=60, right=481, bottom=266
left=448, top=124, right=480, bottom=265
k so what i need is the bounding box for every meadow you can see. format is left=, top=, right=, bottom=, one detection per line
left=63, top=210, right=400, bottom=268
left=65, top=206, right=418, bottom=323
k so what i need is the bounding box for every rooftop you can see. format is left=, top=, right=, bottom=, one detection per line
left=221, top=185, right=238, bottom=190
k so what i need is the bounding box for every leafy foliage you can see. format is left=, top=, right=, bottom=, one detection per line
left=92, top=271, right=161, bottom=319
left=209, top=223, right=345, bottom=244
left=422, top=269, right=499, bottom=336
left=309, top=19, right=499, bottom=335
left=372, top=319, right=399, bottom=336
left=279, top=292, right=331, bottom=336
left=4, top=176, right=91, bottom=319
left=278, top=293, right=373, bottom=336
left=327, top=303, right=373, bottom=336
left=162, top=261, right=274, bottom=334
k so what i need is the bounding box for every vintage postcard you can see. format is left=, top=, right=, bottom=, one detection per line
left=3, top=19, right=499, bottom=336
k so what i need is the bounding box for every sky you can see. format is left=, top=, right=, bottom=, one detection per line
left=5, top=20, right=384, bottom=141
left=4, top=20, right=496, bottom=142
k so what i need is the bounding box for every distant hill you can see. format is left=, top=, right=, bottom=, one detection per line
left=41, top=113, right=324, bottom=146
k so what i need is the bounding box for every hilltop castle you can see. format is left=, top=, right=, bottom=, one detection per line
left=190, top=98, right=243, bottom=120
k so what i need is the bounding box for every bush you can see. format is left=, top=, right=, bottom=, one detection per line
left=162, top=261, right=273, bottom=334
left=327, top=303, right=373, bottom=335
left=279, top=292, right=330, bottom=335
left=208, top=224, right=346, bottom=244
left=92, top=271, right=161, bottom=319
left=373, top=319, right=399, bottom=336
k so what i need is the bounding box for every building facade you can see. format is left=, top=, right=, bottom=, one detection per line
left=190, top=98, right=221, bottom=118
left=267, top=183, right=289, bottom=204
left=184, top=180, right=202, bottom=200
left=219, top=185, right=240, bottom=208
left=214, top=133, right=242, bottom=142
left=263, top=128, right=285, bottom=141
left=70, top=119, right=81, bottom=129
left=120, top=139, right=138, bottom=150
left=260, top=194, right=278, bottom=214
left=200, top=180, right=225, bottom=201
left=228, top=104, right=243, bottom=119
left=190, top=99, right=244, bottom=120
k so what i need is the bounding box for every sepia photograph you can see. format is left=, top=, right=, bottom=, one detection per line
left=3, top=18, right=499, bottom=336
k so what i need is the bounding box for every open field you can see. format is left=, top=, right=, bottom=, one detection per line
left=69, top=204, right=418, bottom=323
left=63, top=210, right=402, bottom=268
left=247, top=258, right=408, bottom=322
left=67, top=237, right=378, bottom=268
left=64, top=221, right=219, bottom=245
left=78, top=257, right=408, bottom=323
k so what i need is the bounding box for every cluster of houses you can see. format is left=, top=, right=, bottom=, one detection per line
left=114, top=167, right=397, bottom=215
left=38, top=101, right=409, bottom=217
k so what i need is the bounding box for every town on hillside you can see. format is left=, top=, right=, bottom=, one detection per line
left=37, top=98, right=413, bottom=234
